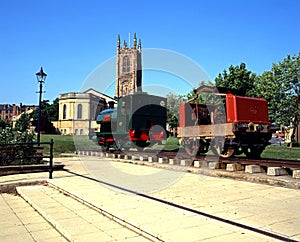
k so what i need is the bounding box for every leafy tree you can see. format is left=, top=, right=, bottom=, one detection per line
left=15, top=113, right=31, bottom=132
left=185, top=80, right=215, bottom=103
left=46, top=98, right=59, bottom=121
left=253, top=53, right=300, bottom=142
left=215, top=62, right=256, bottom=96
left=0, top=119, right=11, bottom=130
left=30, top=99, right=58, bottom=122
left=166, top=92, right=186, bottom=129
left=30, top=98, right=58, bottom=134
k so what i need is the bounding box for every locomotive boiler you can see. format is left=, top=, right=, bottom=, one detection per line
left=178, top=86, right=275, bottom=158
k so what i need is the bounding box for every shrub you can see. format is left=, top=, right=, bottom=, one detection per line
left=0, top=127, right=36, bottom=165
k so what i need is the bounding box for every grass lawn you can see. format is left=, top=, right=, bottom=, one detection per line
left=40, top=134, right=300, bottom=160
left=40, top=135, right=76, bottom=157
left=40, top=134, right=100, bottom=157
left=261, top=145, right=300, bottom=160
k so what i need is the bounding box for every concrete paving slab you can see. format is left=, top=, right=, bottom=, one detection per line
left=0, top=231, right=36, bottom=242
left=74, top=231, right=115, bottom=242
left=265, top=218, right=300, bottom=237
left=30, top=229, right=64, bottom=241
left=0, top=193, right=67, bottom=242
left=16, top=185, right=150, bottom=241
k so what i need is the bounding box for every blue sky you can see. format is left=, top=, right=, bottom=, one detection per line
left=1, top=0, right=299, bottom=104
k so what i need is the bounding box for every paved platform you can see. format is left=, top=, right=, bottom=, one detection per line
left=17, top=185, right=148, bottom=241
left=0, top=193, right=66, bottom=242
left=0, top=156, right=300, bottom=241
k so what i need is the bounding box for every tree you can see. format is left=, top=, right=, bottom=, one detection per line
left=30, top=98, right=59, bottom=122
left=30, top=98, right=58, bottom=134
left=253, top=53, right=300, bottom=143
left=15, top=113, right=31, bottom=132
left=215, top=63, right=257, bottom=96
left=0, top=119, right=11, bottom=130
left=185, top=80, right=215, bottom=103
left=46, top=98, right=59, bottom=121
left=166, top=92, right=186, bottom=129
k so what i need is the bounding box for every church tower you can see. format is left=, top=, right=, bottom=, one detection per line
left=115, top=33, right=142, bottom=99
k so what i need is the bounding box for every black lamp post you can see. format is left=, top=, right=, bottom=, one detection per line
left=35, top=67, right=47, bottom=146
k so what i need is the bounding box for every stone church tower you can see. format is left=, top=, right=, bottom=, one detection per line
left=115, top=33, right=142, bottom=99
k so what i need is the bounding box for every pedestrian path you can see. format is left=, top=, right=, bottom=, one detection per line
left=1, top=156, right=300, bottom=241
left=40, top=174, right=279, bottom=241
left=0, top=192, right=66, bottom=242
left=17, top=185, right=149, bottom=242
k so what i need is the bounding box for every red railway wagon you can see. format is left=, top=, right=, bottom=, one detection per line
left=177, top=86, right=275, bottom=158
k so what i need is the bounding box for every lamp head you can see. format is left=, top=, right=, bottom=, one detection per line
left=36, top=67, right=47, bottom=83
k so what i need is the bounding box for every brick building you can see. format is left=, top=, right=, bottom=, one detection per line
left=0, top=103, right=37, bottom=121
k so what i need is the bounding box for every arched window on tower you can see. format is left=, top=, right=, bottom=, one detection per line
left=77, top=104, right=82, bottom=119
left=123, top=56, right=130, bottom=73
left=63, top=104, right=67, bottom=119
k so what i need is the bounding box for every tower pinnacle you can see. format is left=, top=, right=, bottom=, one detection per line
left=133, top=33, right=137, bottom=49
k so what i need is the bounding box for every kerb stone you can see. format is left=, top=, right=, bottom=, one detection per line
left=208, top=162, right=224, bottom=169
left=267, top=167, right=288, bottom=176
left=245, top=165, right=262, bottom=173
left=158, top=157, right=168, bottom=164
left=226, top=163, right=243, bottom=172
left=131, top=155, right=139, bottom=161
left=193, top=160, right=201, bottom=168
left=292, top=170, right=300, bottom=179
left=139, top=156, right=147, bottom=161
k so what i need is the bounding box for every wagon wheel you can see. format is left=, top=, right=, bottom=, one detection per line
left=210, top=138, right=235, bottom=158
left=242, top=147, right=264, bottom=159
left=183, top=139, right=200, bottom=157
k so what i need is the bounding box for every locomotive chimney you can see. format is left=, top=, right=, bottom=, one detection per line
left=108, top=101, right=115, bottom=109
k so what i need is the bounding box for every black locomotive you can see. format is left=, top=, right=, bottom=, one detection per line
left=96, top=92, right=167, bottom=151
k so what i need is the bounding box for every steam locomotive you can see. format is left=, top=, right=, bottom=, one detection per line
left=96, top=92, right=167, bottom=151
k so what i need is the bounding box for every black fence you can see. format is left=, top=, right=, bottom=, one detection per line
left=0, top=139, right=54, bottom=179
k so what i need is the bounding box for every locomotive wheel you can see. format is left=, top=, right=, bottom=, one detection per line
left=242, top=146, right=264, bottom=159
left=210, top=138, right=235, bottom=158
left=115, top=140, right=130, bottom=151
left=102, top=144, right=110, bottom=151
left=133, top=140, right=149, bottom=151
left=183, top=139, right=200, bottom=157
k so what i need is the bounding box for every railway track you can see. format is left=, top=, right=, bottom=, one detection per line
left=64, top=169, right=298, bottom=242
left=103, top=149, right=300, bottom=169
left=222, top=156, right=300, bottom=169
left=77, top=148, right=300, bottom=189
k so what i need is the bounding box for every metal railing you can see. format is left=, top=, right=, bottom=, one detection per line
left=0, top=139, right=54, bottom=179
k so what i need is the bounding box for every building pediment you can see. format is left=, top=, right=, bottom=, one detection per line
left=83, top=88, right=117, bottom=103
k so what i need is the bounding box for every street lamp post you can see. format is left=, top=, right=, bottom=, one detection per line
left=35, top=67, right=47, bottom=146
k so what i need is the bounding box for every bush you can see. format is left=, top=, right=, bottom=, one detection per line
left=291, top=142, right=300, bottom=147
left=0, top=127, right=36, bottom=165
